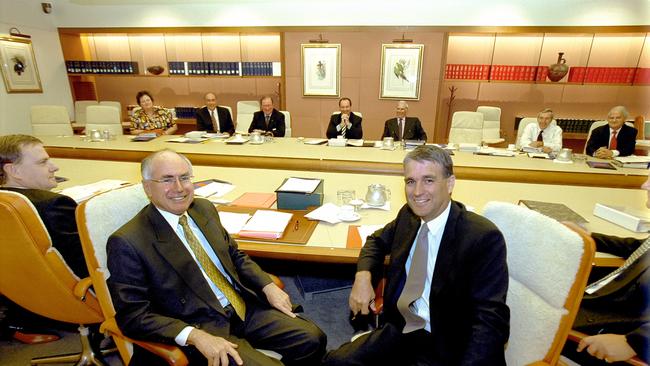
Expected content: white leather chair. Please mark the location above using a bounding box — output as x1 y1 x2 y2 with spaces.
74 101 99 126
99 101 122 122
482 201 595 366
281 110 292 137
584 120 635 154
30 105 74 136
516 117 539 148
236 100 260 133
477 106 505 144
447 111 483 145
86 105 124 136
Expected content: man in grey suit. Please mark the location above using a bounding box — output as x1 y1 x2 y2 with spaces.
107 149 325 366
381 101 427 142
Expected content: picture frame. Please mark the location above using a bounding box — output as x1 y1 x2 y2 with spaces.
379 44 424 100
0 36 42 93
301 43 340 97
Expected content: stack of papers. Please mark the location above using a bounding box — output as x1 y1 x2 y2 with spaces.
166 137 207 144
528 152 550 159
60 179 130 202
303 138 328 145
217 212 252 234
458 143 480 152
305 203 344 224
194 181 235 198
239 210 293 239
277 178 321 193
612 156 650 169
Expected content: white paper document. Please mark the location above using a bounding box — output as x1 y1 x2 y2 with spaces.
277 178 321 193
241 210 293 234
305 203 343 224
217 212 252 235
60 179 130 203
194 182 235 198
304 138 328 145
357 225 384 246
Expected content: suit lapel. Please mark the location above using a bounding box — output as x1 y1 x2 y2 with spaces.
430 202 462 296
147 204 227 315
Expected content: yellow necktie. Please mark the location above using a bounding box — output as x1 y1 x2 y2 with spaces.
179 215 246 320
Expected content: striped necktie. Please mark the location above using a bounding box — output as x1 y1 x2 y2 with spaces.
397 223 429 333
179 215 246 319
341 120 347 138
586 236 650 294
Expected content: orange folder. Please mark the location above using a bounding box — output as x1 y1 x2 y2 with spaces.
231 192 277 208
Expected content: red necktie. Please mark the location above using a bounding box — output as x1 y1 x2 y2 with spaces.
610 130 617 150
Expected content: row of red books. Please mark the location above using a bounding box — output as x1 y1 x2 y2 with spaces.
446 64 650 84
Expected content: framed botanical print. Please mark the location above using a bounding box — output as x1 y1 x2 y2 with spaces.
0 37 42 93
380 44 424 100
301 43 340 97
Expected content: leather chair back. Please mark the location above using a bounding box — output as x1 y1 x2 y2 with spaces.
30 105 74 136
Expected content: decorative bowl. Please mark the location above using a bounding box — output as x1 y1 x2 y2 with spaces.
147 65 165 75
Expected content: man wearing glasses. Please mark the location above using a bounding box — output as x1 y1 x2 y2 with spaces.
107 149 325 366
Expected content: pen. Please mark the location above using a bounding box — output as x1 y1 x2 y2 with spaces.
294 220 300 231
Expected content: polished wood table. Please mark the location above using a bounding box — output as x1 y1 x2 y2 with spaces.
53 158 648 264
42 135 647 189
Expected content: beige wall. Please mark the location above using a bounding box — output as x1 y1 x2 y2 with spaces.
284 31 445 140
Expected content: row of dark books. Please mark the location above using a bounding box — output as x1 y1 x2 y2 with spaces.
555 119 597 134
174 107 198 119
241 62 274 76
446 63 650 84
66 61 138 74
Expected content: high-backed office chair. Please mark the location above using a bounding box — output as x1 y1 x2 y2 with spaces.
477 106 505 144
77 184 282 365
85 105 124 136
98 101 122 122
515 117 539 148
447 111 484 145
236 100 260 133
74 101 99 126
584 121 635 154
0 190 106 365
76 184 188 366
281 110 292 137
30 105 74 136
482 201 595 365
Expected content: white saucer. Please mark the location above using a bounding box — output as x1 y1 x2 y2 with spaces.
249 140 264 145
337 212 361 222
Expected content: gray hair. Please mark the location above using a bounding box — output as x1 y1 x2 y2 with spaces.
403 145 454 178
141 149 193 180
537 108 554 119
609 106 629 119
397 100 409 109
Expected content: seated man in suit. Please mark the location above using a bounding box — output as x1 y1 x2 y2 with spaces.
564 171 649 365
326 97 363 139
381 101 427 142
519 108 563 153
323 145 510 365
107 149 325 365
195 92 235 135
0 134 88 342
248 96 285 137
586 105 638 158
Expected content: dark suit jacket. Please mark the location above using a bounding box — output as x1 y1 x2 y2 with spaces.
575 233 649 362
195 106 235 135
248 109 285 137
382 117 427 141
326 112 363 139
107 199 273 347
359 201 510 365
585 124 637 157
1 187 88 278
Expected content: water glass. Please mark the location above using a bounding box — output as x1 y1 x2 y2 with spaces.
337 190 355 206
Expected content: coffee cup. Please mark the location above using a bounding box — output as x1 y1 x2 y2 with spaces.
89 129 102 141
507 144 516 151
382 137 394 149
557 148 573 162
250 131 263 143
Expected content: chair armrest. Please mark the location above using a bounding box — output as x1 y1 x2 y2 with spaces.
101 318 189 366
73 277 94 301
567 330 648 366
269 273 284 290
373 278 385 315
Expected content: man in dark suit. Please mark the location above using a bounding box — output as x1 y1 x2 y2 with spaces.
326 97 363 139
195 92 235 135
107 150 325 365
586 105 638 158
323 145 510 366
248 96 285 137
0 134 88 343
381 100 427 141
564 172 649 365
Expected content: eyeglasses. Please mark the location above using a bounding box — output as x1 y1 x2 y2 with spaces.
148 175 194 186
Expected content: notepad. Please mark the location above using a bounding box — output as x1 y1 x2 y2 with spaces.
231 192 277 208
238 210 293 239
60 179 130 202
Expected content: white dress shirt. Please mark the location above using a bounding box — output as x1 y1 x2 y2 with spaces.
156 207 234 346
519 122 563 152
403 201 451 332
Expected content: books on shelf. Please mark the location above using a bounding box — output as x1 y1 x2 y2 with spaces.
593 203 650 233
519 200 588 225
65 60 138 74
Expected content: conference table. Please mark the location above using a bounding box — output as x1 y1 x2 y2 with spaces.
41 135 647 189
53 158 647 265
